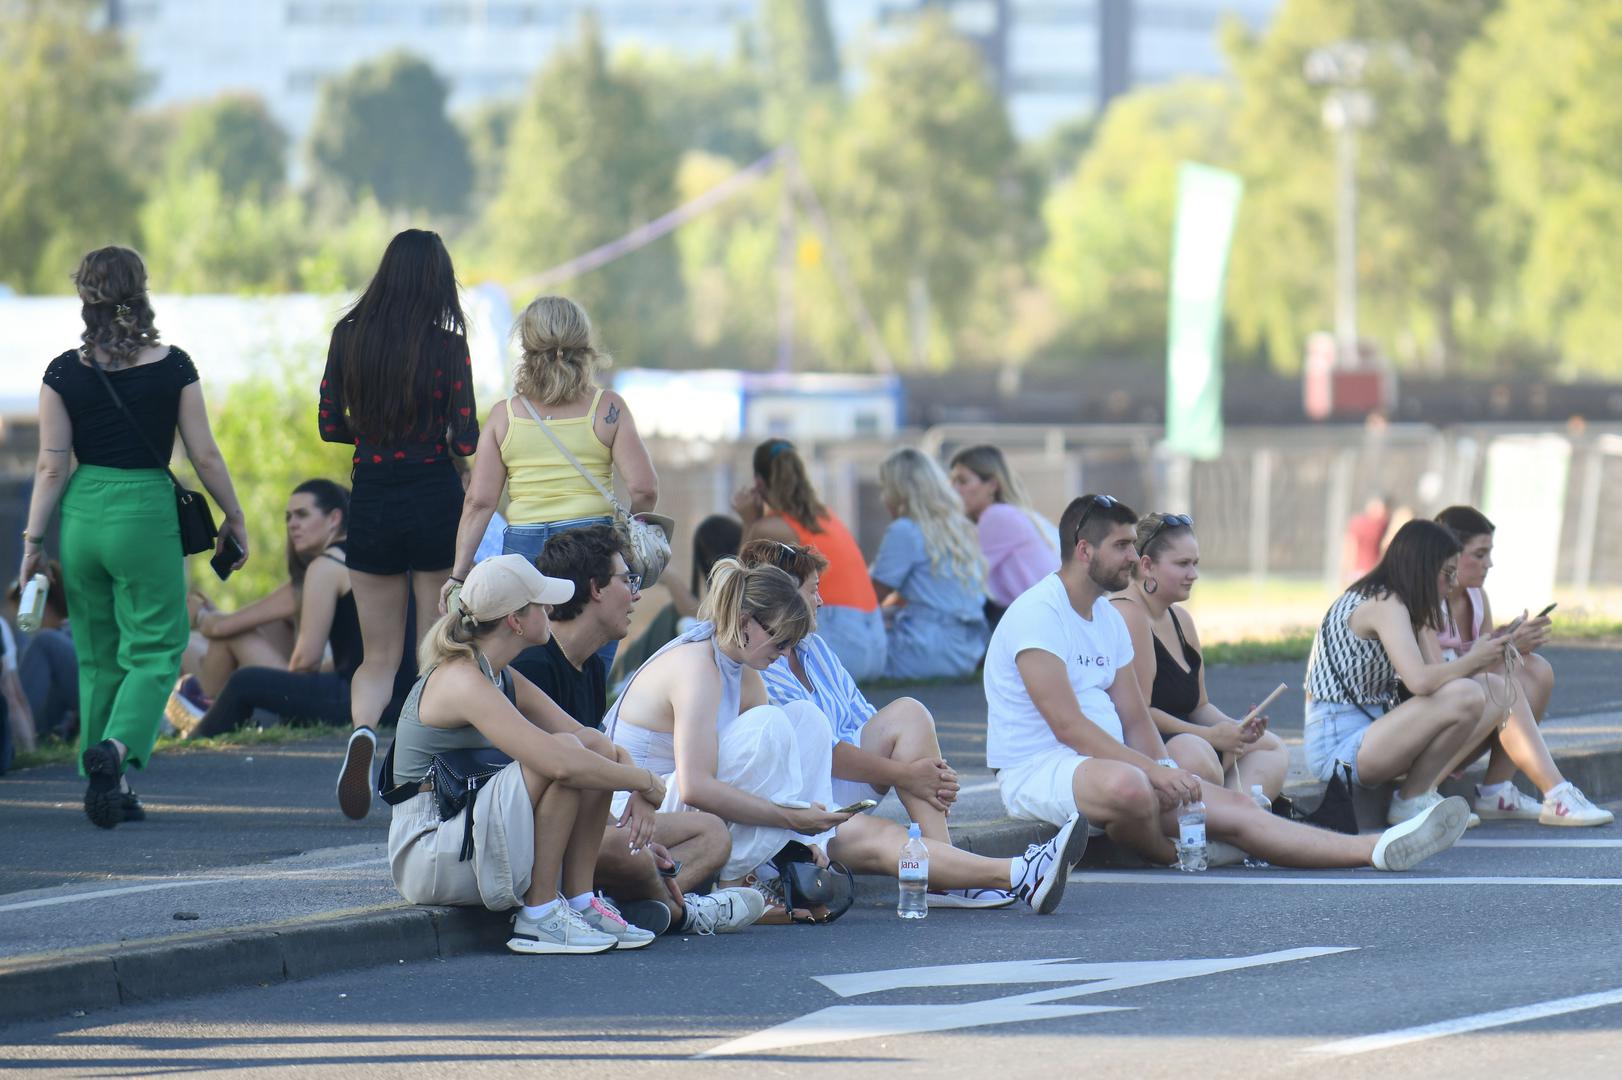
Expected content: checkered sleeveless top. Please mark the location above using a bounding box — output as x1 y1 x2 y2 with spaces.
1305 590 1400 707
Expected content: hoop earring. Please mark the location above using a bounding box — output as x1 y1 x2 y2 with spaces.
1143 578 1158 595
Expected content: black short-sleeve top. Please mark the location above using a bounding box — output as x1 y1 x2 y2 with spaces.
41 347 199 469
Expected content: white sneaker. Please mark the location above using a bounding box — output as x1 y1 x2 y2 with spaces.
1474 784 1543 821
1012 813 1089 915
1389 789 1480 829
578 897 657 950
336 726 377 821
507 903 617 955
1372 795 1470 871
681 887 767 934
1539 783 1615 827
927 888 1018 910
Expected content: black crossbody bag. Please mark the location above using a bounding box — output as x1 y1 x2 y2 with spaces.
87 358 219 556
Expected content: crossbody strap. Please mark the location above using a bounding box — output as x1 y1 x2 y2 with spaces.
86 356 188 496
513 395 626 518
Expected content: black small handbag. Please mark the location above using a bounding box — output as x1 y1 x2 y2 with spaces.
771 841 856 923
88 357 219 556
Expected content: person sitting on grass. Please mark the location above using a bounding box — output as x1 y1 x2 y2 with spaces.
743 538 1013 910
987 494 1473 874
1432 505 1611 826
385 555 669 955
1305 519 1554 829
524 525 767 935
1110 512 1289 800
606 559 1089 921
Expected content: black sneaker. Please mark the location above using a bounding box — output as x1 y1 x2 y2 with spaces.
615 898 675 936
121 791 146 822
82 739 125 830
336 727 377 820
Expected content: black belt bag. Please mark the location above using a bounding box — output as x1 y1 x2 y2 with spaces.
377 741 513 862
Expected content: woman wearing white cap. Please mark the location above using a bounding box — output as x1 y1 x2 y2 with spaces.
385 554 670 955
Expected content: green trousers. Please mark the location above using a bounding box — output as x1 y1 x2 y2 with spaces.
60 466 189 773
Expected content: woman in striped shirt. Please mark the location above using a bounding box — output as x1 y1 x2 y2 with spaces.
744 539 1014 910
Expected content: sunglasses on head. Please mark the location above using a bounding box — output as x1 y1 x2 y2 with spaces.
1138 513 1194 555
1071 494 1120 550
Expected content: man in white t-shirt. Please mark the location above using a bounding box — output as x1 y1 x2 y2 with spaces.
984 494 1473 873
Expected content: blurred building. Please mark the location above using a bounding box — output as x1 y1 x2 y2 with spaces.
107 0 1277 142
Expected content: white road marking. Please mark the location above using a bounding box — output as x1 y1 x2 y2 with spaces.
1071 872 1622 886
0 857 387 914
1306 987 1622 1057
701 947 1355 1057
1453 838 1622 848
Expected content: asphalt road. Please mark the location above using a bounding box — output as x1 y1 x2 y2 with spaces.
6 807 1621 1078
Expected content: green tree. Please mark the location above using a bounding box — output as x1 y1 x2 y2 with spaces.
460 98 517 215
758 0 842 142
1040 81 1238 359
819 13 1029 368
307 51 472 215
1221 0 1500 373
167 94 288 198
482 16 683 363
620 48 767 164
1451 0 1622 372
138 170 307 293
0 0 143 292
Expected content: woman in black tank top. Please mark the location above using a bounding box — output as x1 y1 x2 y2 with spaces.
1109 513 1291 800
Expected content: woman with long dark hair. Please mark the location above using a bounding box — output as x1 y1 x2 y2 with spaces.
319 229 478 819
948 444 1058 624
1304 520 1543 826
1433 506 1610 826
733 439 884 680
20 246 247 828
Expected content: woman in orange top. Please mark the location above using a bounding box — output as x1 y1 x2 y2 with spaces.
732 439 885 681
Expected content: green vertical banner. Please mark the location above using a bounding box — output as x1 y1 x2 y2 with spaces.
1166 162 1243 460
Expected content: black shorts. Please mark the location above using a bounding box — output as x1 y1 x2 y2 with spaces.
346 460 463 576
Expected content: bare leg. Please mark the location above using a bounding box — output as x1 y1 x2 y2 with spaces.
1167 732 1222 786
1198 785 1376 867
198 627 289 698
1356 678 1490 797
596 811 731 920
410 570 450 652
1069 758 1177 865
1484 652 1557 788
347 570 409 731
1231 731 1290 799
522 764 580 907
856 697 951 841
561 788 610 898
828 814 1014 890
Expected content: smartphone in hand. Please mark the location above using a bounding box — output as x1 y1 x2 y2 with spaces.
834 798 879 815
1536 602 1558 619
210 534 244 581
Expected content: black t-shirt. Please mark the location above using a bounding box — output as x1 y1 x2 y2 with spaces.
511 636 607 730
42 347 200 469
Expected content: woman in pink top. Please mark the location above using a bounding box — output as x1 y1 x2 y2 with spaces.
1432 505 1609 826
947 445 1058 625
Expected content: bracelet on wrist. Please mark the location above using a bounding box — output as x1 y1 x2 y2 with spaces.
22 531 43 545
1155 758 1177 769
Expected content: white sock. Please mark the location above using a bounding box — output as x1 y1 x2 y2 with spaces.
1008 855 1026 889
522 899 560 921
1545 781 1572 799
1477 781 1514 799
566 892 595 912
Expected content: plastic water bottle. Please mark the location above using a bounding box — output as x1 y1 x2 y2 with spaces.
897 822 929 919
17 573 48 633
1176 799 1208 872
1243 785 1271 868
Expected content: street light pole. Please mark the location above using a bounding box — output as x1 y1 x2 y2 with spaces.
1306 44 1374 366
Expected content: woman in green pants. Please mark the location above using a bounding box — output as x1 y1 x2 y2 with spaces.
18 247 248 828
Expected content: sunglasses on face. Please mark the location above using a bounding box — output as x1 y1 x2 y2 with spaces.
1138 513 1194 555
610 570 643 591
1072 494 1120 550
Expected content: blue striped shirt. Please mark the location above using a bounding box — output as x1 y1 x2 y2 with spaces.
761 633 876 747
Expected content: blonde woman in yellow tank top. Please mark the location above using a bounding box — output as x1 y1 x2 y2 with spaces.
442 297 658 655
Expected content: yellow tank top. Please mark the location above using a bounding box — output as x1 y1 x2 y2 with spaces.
501 390 615 524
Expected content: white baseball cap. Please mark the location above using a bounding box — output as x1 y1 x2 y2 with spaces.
454 554 573 622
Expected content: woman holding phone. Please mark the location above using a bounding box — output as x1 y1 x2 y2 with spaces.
1111 513 1290 799
1433 506 1611 826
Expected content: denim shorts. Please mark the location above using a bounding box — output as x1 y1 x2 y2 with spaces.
347 460 463 576
1303 698 1387 784
501 516 614 562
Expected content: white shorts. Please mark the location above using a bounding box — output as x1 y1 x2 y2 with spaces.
996 747 1104 835
388 760 535 911
830 776 884 812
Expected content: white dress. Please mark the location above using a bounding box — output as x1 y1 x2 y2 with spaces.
606 621 836 880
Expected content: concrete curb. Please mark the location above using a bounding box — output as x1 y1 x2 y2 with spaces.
4 740 1618 1028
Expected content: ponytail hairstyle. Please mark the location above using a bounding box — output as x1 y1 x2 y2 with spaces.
513 294 610 406
738 538 828 586
752 439 828 534
878 448 987 592
948 443 1055 550
73 246 161 369
1350 519 1461 635
286 479 351 589
698 558 814 652
417 596 532 672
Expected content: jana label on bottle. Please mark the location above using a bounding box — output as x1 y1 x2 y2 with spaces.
898 858 927 878
1179 822 1206 847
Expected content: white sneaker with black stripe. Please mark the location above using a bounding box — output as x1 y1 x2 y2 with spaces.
1011 813 1089 915
927 888 1018 910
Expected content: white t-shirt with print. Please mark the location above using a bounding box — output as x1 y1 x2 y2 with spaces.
983 574 1134 770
